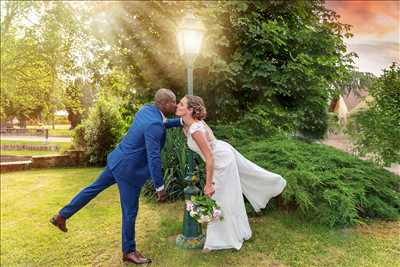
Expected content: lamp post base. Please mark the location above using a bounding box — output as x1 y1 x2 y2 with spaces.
176 233 205 249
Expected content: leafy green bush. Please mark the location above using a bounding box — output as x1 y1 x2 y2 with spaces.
297 96 329 139
236 136 400 227
346 63 400 166
72 96 125 166
72 124 86 150
240 105 298 137
211 122 261 146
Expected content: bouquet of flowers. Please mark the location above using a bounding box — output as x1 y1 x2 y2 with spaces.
186 195 223 224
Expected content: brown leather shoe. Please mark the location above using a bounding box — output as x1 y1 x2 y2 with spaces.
50 214 68 232
123 251 152 265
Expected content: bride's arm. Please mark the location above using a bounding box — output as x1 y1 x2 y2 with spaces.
191 131 215 197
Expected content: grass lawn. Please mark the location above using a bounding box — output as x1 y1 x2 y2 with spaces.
47 128 71 137
27 124 70 129
27 124 72 137
1 168 399 266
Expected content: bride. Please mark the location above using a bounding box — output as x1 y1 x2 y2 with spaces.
175 95 287 252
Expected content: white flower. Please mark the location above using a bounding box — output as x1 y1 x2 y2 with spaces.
190 211 197 217
199 215 211 223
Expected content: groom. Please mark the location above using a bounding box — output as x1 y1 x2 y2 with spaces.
50 88 182 264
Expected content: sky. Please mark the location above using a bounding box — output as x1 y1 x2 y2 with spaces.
325 0 399 76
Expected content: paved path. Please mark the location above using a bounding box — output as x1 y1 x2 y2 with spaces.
322 133 399 176
0 135 71 143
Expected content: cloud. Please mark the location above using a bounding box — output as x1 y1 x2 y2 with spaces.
326 1 399 36
348 42 400 74
325 0 399 75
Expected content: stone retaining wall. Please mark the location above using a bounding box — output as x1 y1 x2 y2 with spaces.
1 155 32 162
0 150 84 173
31 150 83 168
0 161 32 172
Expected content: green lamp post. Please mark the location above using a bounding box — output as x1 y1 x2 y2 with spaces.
175 10 206 249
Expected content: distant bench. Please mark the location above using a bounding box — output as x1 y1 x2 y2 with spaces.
1 144 60 151
1 128 50 143
1 128 49 137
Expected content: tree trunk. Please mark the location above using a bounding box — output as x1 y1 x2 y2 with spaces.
67 109 81 130
18 117 27 128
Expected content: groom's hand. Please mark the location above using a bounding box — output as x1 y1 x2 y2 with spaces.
157 189 167 203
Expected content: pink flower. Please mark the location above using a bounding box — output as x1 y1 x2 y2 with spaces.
186 201 194 211
213 209 222 218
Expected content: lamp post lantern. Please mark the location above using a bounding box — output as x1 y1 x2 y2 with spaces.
175 10 206 249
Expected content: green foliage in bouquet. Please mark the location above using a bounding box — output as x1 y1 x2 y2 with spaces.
187 195 223 224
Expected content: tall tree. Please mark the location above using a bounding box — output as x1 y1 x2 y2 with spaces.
347 63 400 165
1 1 89 128
89 1 355 138
1 1 49 127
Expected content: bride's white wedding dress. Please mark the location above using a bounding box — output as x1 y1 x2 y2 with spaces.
187 121 287 251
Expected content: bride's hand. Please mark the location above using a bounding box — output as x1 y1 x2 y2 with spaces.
204 183 215 197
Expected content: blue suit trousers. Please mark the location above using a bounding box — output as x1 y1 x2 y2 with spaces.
59 167 141 253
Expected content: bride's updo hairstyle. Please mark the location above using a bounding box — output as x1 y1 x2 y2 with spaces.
185 95 207 120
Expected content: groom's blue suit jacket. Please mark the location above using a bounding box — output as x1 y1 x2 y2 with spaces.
107 104 181 188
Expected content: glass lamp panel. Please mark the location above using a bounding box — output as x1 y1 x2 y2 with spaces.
182 29 203 55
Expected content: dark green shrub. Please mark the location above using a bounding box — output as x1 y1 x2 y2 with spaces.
72 96 125 166
297 96 329 139
211 122 260 146
238 136 400 227
142 121 399 227
241 105 298 137
72 124 86 150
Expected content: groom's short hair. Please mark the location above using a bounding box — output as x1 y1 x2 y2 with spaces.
155 88 176 103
